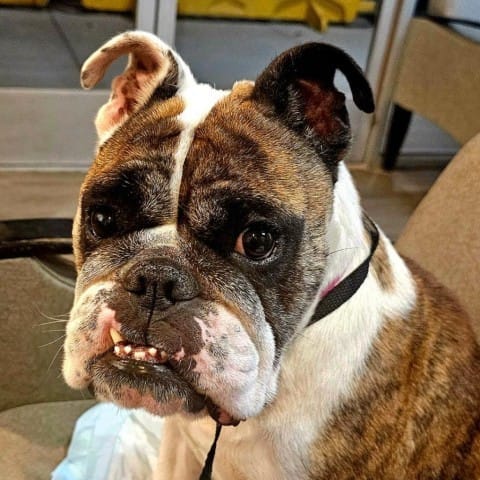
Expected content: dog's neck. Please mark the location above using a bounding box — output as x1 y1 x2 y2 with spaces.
295 162 373 335
321 163 371 297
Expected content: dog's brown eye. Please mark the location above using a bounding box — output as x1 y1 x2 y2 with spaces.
235 225 276 260
89 207 116 239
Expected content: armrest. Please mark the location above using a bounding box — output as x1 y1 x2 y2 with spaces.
0 218 73 259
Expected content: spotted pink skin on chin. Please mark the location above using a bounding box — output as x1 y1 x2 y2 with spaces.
190 306 260 419
193 311 258 378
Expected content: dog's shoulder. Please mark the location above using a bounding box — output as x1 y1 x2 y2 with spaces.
307 255 480 479
403 256 479 344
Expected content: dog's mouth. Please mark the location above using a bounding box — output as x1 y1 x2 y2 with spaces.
89 328 240 426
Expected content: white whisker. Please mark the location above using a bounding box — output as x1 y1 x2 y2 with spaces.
38 335 66 348
35 319 68 327
46 342 65 373
327 246 361 257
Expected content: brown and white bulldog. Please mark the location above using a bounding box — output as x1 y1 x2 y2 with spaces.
63 31 480 479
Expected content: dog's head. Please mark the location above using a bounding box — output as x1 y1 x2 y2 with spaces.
63 31 374 424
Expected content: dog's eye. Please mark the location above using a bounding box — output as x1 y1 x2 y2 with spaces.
89 207 117 239
235 224 276 260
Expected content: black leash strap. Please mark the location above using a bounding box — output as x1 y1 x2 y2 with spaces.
199 422 222 480
307 220 379 326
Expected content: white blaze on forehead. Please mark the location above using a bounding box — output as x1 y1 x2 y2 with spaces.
140 223 178 247
170 82 229 220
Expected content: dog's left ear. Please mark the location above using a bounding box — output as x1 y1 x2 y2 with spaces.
80 31 194 143
252 43 374 170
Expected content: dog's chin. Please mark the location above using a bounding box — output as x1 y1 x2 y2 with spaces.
88 350 242 425
89 349 205 414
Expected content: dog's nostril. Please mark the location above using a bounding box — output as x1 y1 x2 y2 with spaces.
163 280 175 303
124 273 148 295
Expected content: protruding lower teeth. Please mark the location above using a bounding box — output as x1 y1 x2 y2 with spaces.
112 342 168 364
158 350 169 362
134 350 146 360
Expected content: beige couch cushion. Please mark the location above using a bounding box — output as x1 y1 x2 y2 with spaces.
397 133 480 336
393 18 480 144
0 256 87 412
0 400 95 480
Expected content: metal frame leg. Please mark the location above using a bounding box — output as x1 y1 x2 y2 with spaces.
383 104 412 170
136 0 178 47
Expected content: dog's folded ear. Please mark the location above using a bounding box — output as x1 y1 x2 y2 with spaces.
80 31 194 142
252 43 374 171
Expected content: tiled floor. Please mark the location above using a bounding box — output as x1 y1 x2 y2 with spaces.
0 167 441 241
0 6 132 89
0 5 373 90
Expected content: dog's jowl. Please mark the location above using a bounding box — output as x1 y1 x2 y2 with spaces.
63 31 480 479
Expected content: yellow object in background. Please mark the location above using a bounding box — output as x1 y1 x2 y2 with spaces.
81 0 135 11
179 0 308 22
178 0 377 30
0 0 376 31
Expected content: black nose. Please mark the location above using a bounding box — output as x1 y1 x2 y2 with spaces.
121 258 199 310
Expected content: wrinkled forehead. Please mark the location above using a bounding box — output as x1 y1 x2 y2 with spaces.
81 81 308 218
82 77 226 199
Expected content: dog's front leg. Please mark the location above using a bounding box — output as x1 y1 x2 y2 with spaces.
154 417 213 480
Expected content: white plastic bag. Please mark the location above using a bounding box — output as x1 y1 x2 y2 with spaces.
52 403 163 480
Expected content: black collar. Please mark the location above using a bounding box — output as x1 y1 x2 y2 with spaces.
199 219 380 480
307 218 379 326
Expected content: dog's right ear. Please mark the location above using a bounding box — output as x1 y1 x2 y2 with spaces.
252 43 374 176
81 31 195 142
